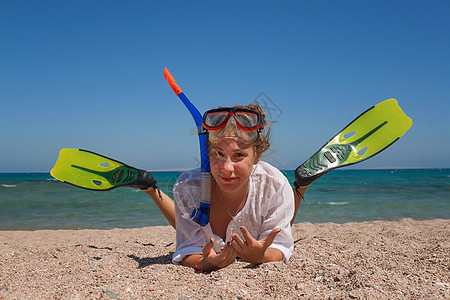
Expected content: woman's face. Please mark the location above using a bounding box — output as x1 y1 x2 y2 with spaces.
209 139 259 195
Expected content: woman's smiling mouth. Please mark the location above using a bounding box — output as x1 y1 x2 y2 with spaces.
219 176 238 183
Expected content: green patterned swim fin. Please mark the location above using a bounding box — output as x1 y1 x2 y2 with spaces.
51 148 156 191
294 98 413 188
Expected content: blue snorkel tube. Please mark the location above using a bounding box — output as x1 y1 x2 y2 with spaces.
164 67 211 226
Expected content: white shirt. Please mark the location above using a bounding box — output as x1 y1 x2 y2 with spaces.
172 161 294 264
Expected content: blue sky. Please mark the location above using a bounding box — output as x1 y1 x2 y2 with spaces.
1 0 449 172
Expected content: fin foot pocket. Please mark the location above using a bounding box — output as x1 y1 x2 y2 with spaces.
125 169 157 190
111 166 139 185
294 144 353 188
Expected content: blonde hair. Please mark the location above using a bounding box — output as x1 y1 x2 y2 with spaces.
235 101 271 157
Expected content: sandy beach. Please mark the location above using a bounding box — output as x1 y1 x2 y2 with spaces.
0 219 448 299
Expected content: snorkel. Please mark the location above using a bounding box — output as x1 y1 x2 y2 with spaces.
163 68 211 226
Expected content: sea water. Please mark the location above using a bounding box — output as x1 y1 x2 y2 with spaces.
0 169 449 230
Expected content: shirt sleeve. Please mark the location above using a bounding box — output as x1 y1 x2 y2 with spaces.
259 176 295 262
172 203 206 264
171 170 207 264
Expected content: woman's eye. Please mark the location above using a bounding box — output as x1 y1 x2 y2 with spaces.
234 153 246 159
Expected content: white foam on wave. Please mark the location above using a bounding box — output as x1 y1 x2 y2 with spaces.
328 201 349 206
1 184 16 188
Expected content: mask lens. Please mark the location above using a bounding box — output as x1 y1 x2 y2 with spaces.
235 111 260 129
208 117 259 144
204 112 229 128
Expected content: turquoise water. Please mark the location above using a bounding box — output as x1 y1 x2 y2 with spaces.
0 169 449 230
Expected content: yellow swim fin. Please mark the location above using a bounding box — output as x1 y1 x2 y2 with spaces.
295 98 413 187
51 148 156 191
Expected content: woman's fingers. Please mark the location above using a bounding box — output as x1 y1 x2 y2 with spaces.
239 226 255 245
230 236 243 252
217 242 237 266
200 238 237 270
262 228 281 249
229 227 282 265
202 237 215 256
231 232 245 247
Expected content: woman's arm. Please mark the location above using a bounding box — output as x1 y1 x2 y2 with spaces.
291 184 309 226
262 248 284 263
143 188 176 229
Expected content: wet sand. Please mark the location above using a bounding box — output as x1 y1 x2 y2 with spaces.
0 219 448 299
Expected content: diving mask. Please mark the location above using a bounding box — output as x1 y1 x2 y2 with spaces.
202 107 264 143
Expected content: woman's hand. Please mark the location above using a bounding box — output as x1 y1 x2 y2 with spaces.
195 238 237 271
230 226 283 265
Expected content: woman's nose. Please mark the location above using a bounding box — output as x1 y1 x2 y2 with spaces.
222 158 234 172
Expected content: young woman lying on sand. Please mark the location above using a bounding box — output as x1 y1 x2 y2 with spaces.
142 103 308 271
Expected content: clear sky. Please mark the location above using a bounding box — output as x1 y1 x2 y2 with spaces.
1 0 449 172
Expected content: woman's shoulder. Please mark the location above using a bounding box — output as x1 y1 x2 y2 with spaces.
253 161 285 176
250 161 293 207
174 168 202 188
252 161 289 185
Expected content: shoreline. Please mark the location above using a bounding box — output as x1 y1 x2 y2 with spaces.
0 217 444 232
1 167 449 174
1 219 448 299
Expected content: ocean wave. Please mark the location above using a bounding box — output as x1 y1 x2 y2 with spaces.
328 202 349 206
1 184 16 188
